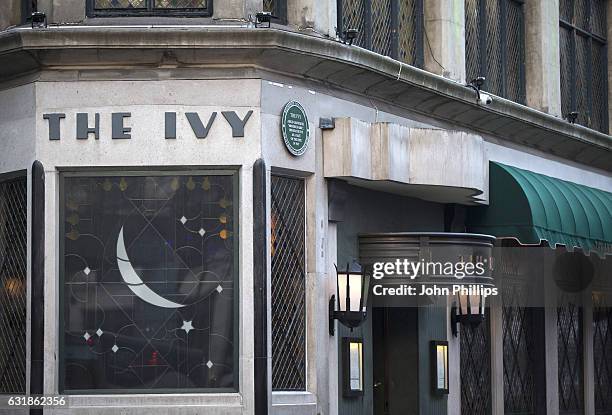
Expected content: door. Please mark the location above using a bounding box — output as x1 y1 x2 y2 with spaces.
373 307 419 415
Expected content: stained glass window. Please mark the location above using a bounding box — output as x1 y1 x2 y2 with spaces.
89 0 211 16
60 171 237 392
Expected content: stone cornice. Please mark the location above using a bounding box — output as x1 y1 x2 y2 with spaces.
0 26 610 171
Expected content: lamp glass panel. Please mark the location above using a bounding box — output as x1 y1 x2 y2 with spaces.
458 294 468 315
469 294 480 315
436 344 448 389
348 274 362 312
337 272 348 312
349 341 363 391
361 275 370 312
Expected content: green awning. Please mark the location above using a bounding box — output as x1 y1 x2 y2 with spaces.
468 162 612 256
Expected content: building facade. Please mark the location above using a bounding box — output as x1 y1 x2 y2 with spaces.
0 1 611 414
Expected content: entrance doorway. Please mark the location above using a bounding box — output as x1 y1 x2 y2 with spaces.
372 307 419 415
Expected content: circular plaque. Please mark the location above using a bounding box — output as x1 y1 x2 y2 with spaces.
281 101 310 156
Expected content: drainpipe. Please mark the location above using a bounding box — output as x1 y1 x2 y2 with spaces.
30 160 44 415
253 159 269 414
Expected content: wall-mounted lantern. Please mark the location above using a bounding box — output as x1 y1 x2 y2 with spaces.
431 340 449 394
329 262 370 336
342 337 364 397
451 293 485 336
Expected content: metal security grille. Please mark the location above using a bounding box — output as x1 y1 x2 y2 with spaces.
338 0 424 67
593 296 612 415
460 312 492 415
271 176 306 391
0 176 27 394
502 284 536 414
559 0 608 133
88 0 211 16
464 0 526 103
263 0 287 23
558 301 584 414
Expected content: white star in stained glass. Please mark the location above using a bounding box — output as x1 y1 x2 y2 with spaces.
83 332 91 341
216 285 223 293
112 344 118 353
96 328 103 337
84 267 91 275
206 360 213 368
199 228 206 237
181 320 194 334
180 216 187 224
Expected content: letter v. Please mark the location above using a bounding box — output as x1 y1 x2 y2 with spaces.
186 112 217 139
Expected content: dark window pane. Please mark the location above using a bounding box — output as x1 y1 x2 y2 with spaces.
94 0 146 8
593 296 612 414
271 176 306 391
506 0 525 102
557 300 584 414
341 0 367 48
485 0 503 97
502 285 536 414
460 310 492 415
339 0 422 67
559 0 608 133
575 33 591 127
591 40 608 133
592 0 608 39
61 173 237 392
370 0 393 56
0 176 27 394
465 0 525 103
465 0 482 83
559 26 573 117
398 0 418 65
559 0 573 22
574 0 589 29
154 0 207 8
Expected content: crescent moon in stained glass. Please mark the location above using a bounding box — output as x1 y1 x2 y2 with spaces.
116 226 186 309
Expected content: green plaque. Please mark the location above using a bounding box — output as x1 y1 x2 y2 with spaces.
281 101 310 156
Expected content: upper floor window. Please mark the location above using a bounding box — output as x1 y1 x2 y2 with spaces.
87 0 212 17
337 0 424 67
465 0 526 104
263 0 287 24
559 0 608 133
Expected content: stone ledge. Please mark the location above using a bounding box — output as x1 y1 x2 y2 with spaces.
0 26 609 171
323 118 486 204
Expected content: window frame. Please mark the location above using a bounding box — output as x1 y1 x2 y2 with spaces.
58 168 239 394
86 0 213 18
0 170 28 395
270 173 307 392
559 0 609 133
336 0 425 68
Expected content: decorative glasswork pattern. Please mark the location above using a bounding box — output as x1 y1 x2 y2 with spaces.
464 0 526 103
593 296 612 414
0 176 27 394
271 176 306 391
558 301 584 413
94 0 146 8
61 173 237 392
154 0 206 8
338 0 423 67
460 312 492 415
559 0 608 133
503 284 536 414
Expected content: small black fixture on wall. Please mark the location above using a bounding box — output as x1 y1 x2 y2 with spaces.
431 340 449 394
450 292 486 337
